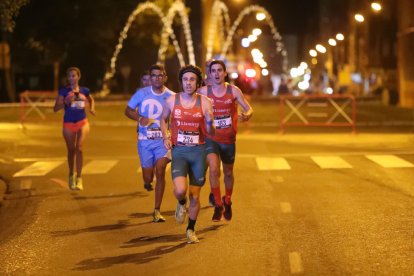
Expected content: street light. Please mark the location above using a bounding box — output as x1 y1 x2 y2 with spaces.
309 49 317 57
328 38 337 46
371 2 382 12
316 44 327 53
354 13 365 23
252 28 262 36
256 12 266 21
336 33 345 41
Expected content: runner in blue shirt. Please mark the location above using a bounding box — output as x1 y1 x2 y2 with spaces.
53 67 95 191
125 64 175 222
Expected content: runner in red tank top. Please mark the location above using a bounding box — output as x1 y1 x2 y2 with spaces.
199 60 253 222
160 65 215 244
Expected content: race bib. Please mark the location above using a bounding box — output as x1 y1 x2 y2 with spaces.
71 100 85 109
214 115 232 129
147 127 163 140
177 130 199 145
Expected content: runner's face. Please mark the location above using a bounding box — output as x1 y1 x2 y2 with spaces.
210 64 226 84
150 69 166 89
181 72 198 94
141 75 151 87
67 70 79 87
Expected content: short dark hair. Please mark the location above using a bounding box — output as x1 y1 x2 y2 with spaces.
178 65 203 88
149 64 166 75
209 60 226 73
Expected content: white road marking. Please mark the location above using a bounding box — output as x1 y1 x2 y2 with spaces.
311 156 353 169
82 160 118 174
289 252 304 274
13 161 64 177
256 157 291 170
366 155 414 168
280 202 292 213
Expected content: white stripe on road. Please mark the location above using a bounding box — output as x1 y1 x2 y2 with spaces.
256 157 291 170
366 155 414 168
13 161 64 177
280 202 292 213
289 252 304 274
311 156 353 169
82 160 118 174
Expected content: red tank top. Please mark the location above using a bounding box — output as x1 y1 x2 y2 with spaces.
206 83 238 144
171 93 205 146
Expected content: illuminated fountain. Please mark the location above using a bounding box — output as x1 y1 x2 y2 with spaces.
101 0 288 95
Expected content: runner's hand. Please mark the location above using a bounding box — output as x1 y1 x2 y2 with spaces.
139 117 155 126
163 138 172 150
238 112 252 122
90 109 96 116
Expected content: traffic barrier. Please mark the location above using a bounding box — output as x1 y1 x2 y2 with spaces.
19 90 58 123
279 94 356 133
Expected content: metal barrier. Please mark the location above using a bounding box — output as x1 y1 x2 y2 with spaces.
279 94 356 133
20 90 57 123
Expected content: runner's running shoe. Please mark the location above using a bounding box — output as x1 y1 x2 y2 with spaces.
222 196 232 221
153 209 166 223
186 229 199 244
75 177 83 191
175 202 187 224
144 183 154 191
68 175 75 190
212 205 223 222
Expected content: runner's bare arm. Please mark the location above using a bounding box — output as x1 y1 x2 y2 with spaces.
53 95 65 112
233 85 253 121
124 106 139 121
202 96 215 136
161 96 174 149
87 94 95 115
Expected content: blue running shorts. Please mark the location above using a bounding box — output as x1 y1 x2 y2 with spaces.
138 139 171 168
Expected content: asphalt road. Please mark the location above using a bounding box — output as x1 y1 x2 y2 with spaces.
0 100 413 275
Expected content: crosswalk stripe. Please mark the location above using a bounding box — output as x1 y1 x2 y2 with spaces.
82 160 118 174
311 156 353 169
256 157 291 170
366 155 414 168
13 161 64 177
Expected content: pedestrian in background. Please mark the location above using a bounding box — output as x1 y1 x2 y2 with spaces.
53 67 95 191
140 70 151 88
160 65 215 243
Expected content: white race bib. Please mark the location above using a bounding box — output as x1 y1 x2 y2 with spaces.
177 130 199 145
147 127 163 140
71 100 85 109
214 115 232 129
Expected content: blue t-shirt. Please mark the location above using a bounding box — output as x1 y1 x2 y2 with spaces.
127 86 175 140
59 86 90 123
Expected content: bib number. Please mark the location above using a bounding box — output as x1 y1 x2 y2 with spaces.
214 115 232 129
177 130 199 145
71 100 85 109
147 127 163 140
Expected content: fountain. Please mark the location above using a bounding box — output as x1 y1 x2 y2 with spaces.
101 0 288 95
